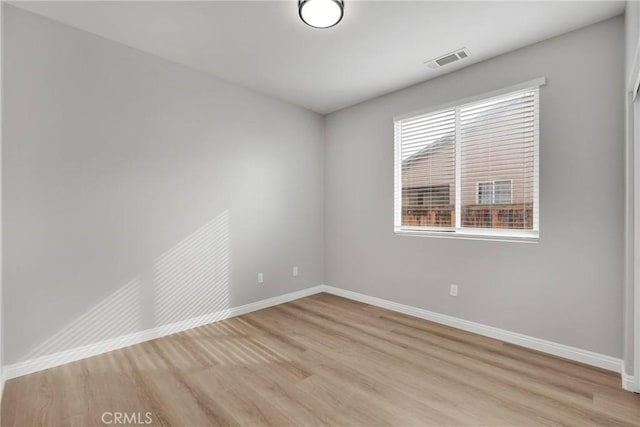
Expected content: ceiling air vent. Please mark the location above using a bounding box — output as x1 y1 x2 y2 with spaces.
426 48 470 69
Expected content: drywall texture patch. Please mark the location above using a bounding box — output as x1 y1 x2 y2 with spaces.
324 17 624 358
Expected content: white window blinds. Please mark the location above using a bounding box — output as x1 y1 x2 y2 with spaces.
398 109 456 229
394 80 542 240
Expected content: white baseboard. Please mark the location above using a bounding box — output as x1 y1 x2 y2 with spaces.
4 284 625 382
321 285 623 373
3 285 325 380
622 372 639 392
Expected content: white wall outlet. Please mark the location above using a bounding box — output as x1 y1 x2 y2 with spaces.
258 273 264 284
450 284 458 297
292 266 299 277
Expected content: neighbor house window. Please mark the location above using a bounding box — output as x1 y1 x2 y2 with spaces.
477 182 494 205
477 180 512 205
394 79 543 240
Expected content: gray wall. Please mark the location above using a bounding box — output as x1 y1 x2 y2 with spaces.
325 17 625 358
0 0 4 388
3 6 324 364
624 0 639 377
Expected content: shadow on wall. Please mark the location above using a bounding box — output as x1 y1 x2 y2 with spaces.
154 210 232 328
21 277 142 363
20 210 232 362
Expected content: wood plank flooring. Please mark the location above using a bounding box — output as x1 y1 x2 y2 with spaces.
2 293 639 426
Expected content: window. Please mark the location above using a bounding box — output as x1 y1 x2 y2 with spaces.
477 180 512 205
493 180 512 205
394 79 542 240
477 182 494 205
404 185 452 226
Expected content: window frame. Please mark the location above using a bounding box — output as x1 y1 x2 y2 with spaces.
394 78 545 243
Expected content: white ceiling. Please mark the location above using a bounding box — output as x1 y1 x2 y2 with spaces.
11 1 625 114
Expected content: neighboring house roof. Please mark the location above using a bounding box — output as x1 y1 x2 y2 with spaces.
402 132 454 168
402 96 526 168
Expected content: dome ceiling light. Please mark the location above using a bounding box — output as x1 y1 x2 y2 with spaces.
298 0 344 29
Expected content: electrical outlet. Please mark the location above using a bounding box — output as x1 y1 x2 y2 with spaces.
258 273 264 284
292 266 299 277
450 284 458 297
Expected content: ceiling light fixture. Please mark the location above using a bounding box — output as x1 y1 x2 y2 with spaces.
299 0 344 29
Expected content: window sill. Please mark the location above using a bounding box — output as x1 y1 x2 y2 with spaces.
394 229 539 243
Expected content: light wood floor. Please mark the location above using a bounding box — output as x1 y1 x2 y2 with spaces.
2 293 639 426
